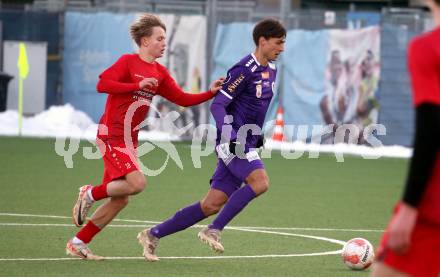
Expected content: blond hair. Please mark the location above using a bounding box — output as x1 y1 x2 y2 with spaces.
130 13 166 46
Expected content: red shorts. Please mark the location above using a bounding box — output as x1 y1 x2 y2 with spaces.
97 140 140 185
376 206 440 277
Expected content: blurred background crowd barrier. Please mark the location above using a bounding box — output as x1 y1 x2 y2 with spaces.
0 0 433 146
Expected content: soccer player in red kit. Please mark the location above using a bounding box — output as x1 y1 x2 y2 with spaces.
65 13 224 260
371 1 440 276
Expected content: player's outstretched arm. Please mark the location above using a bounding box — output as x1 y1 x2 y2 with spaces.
158 74 223 107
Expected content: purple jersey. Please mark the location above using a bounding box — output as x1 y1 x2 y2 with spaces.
211 53 277 150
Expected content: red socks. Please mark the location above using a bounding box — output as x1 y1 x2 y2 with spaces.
76 221 101 244
91 183 108 201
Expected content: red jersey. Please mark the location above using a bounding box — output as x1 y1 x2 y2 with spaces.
408 27 440 107
96 54 213 145
408 28 440 224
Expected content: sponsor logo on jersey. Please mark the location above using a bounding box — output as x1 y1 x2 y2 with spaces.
227 73 245 93
261 71 270 79
256 84 262 98
135 90 155 98
133 90 154 104
251 65 258 72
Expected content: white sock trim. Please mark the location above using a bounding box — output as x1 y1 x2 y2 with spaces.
72 237 85 245
87 187 95 202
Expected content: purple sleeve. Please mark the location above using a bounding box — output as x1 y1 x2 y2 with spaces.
210 65 248 141
211 94 237 140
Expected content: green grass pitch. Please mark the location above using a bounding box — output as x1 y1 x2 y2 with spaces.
0 137 407 276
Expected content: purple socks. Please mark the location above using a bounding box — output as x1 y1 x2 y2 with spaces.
150 184 257 238
150 202 206 238
210 184 256 231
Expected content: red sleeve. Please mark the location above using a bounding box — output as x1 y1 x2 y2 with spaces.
96 55 140 94
157 68 214 107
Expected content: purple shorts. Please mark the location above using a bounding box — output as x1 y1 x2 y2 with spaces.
210 154 264 197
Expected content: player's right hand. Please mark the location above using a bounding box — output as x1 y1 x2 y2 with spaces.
139 77 158 89
386 202 418 254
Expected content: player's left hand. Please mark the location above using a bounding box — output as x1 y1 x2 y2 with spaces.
209 77 225 94
386 202 418 254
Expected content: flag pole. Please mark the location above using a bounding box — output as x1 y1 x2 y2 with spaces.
17 42 29 136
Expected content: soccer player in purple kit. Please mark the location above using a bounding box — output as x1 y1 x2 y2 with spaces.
137 18 286 262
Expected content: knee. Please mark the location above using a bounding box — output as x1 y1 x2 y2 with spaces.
128 175 146 195
248 175 269 196
111 196 130 209
200 200 223 216
257 176 270 195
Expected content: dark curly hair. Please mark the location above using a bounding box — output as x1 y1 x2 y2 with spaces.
252 18 286 46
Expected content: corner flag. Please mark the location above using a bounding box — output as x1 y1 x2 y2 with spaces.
17 42 29 135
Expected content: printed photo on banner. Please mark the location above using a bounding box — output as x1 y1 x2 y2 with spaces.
320 26 380 144
147 14 208 138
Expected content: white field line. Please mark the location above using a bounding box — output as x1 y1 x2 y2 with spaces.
0 212 383 232
0 223 346 245
0 250 343 261
228 227 346 246
0 224 343 261
0 213 353 261
0 213 160 224
0 223 152 228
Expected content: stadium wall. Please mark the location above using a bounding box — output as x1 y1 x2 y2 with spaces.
0 7 429 146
